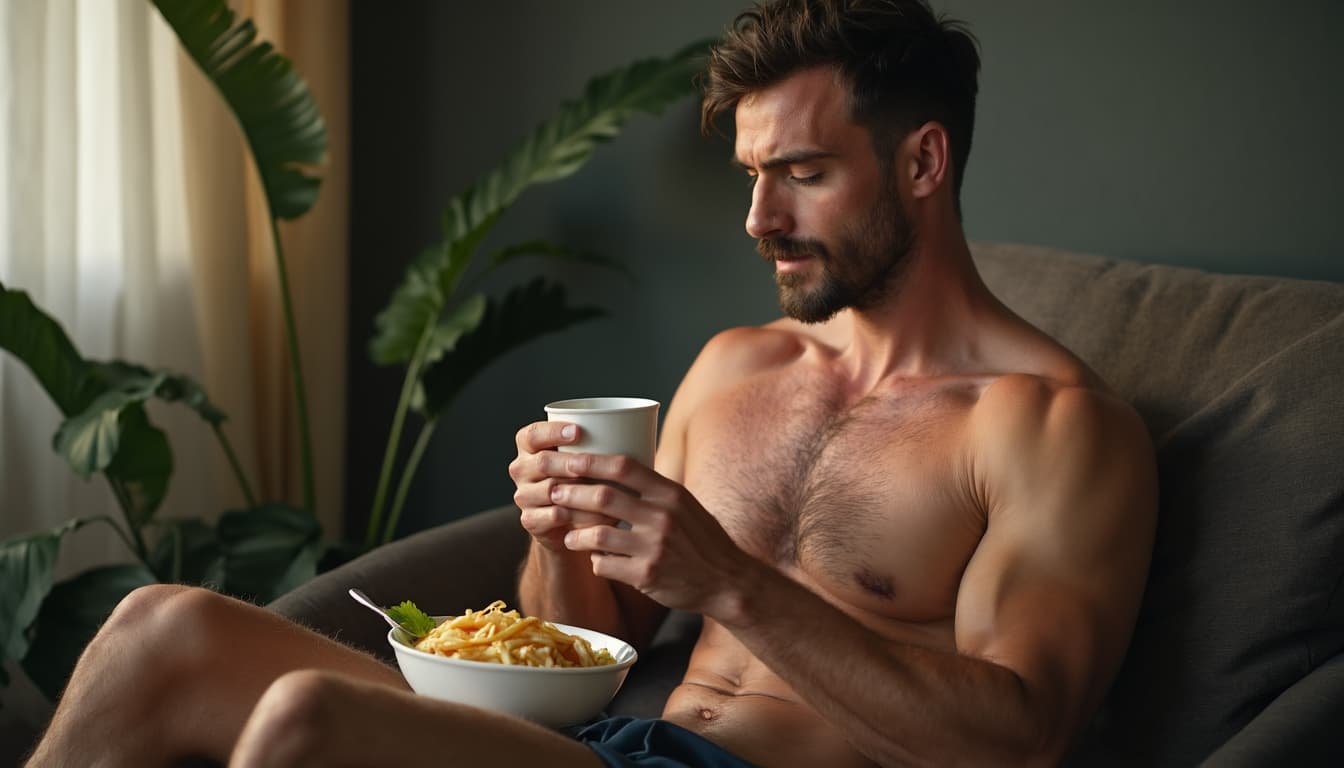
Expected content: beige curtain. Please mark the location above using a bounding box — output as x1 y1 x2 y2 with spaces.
1 0 349 728
1 0 205 572
180 0 350 537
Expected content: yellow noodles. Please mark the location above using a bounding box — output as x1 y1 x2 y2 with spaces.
414 600 617 668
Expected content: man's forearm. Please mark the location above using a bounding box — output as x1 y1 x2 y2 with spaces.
518 542 626 638
713 563 1057 766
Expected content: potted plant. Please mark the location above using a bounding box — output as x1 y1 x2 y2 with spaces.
0 0 709 708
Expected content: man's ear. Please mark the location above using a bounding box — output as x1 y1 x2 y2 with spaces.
904 122 950 201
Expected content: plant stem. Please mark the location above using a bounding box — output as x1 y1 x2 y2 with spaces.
212 423 258 509
382 417 437 545
170 522 183 582
365 323 436 549
268 216 316 514
105 478 149 561
86 514 141 562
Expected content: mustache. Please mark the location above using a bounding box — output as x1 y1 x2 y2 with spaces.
758 237 829 263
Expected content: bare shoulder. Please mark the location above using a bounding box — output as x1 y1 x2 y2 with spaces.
673 320 829 405
969 374 1156 527
655 322 814 480
971 373 1154 480
697 321 817 377
973 370 1139 430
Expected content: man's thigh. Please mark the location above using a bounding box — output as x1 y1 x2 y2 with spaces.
117 585 411 756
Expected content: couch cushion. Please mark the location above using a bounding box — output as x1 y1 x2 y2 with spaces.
973 242 1344 766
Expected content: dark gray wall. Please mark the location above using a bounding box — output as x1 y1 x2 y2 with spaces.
346 1 1343 538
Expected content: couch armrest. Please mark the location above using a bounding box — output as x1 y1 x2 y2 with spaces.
268 505 528 661
1203 652 1344 766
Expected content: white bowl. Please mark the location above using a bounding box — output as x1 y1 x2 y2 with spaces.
388 618 638 728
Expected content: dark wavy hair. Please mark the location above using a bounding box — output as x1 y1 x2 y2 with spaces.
702 0 980 216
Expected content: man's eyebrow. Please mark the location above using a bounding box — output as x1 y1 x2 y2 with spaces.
731 149 836 172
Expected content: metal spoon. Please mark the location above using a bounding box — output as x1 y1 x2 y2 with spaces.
348 588 421 638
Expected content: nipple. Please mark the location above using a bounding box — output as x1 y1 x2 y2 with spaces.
699 707 718 722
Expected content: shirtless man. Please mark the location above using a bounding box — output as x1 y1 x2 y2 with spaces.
26 1 1156 766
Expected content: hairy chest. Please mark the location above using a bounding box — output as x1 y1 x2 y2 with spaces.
683 373 987 619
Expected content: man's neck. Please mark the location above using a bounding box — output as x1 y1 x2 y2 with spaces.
831 230 1002 391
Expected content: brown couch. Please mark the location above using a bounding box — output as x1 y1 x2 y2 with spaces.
272 243 1344 765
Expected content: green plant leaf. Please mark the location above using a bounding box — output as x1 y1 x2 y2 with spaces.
419 278 604 418
146 518 224 586
216 505 322 603
369 246 445 366
441 40 711 244
368 41 706 367
53 377 158 479
385 600 436 639
1 286 193 530
0 520 85 668
369 215 500 366
486 239 634 281
92 362 227 425
316 538 365 574
407 293 491 413
20 563 156 702
0 281 95 416
53 364 223 479
151 0 326 220
94 405 174 531
428 293 489 364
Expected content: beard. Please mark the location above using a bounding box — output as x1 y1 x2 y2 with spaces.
758 188 915 324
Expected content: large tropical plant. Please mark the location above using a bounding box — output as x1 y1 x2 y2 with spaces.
0 0 711 708
0 0 330 703
361 41 712 547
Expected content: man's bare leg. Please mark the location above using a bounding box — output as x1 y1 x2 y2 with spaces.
26 584 410 767
228 669 603 768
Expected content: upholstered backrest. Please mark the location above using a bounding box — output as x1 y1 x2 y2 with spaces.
973 242 1344 766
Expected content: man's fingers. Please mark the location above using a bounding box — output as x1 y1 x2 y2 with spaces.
569 509 620 528
548 480 649 527
513 478 561 509
564 524 636 555
515 421 579 453
518 505 570 535
550 452 658 490
518 503 618 536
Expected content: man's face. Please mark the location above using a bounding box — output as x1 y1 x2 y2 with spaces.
734 67 914 323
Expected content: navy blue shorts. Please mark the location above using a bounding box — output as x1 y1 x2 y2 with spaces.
571 716 758 767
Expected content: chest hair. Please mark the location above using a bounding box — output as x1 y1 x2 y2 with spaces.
701 377 953 573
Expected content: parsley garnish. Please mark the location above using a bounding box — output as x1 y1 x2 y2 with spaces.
385 600 437 639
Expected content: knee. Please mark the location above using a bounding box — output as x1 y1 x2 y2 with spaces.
237 670 345 763
102 583 228 640
102 583 191 631
95 585 234 672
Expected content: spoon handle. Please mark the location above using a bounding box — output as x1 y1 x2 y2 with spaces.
348 588 402 633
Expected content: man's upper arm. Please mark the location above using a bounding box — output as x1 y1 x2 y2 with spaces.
955 376 1157 751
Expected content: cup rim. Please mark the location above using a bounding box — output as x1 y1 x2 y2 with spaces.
544 397 659 414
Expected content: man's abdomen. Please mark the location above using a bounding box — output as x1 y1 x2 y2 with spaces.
662 679 874 768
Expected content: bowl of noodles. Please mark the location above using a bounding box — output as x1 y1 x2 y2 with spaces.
387 601 638 728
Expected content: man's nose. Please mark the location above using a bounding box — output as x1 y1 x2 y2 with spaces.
745 179 791 239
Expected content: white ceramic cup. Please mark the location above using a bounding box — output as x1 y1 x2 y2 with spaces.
543 397 660 466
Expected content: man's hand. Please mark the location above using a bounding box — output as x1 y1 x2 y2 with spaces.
512 423 675 646
508 421 620 552
544 451 755 618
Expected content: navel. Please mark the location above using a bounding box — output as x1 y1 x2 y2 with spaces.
854 567 896 599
